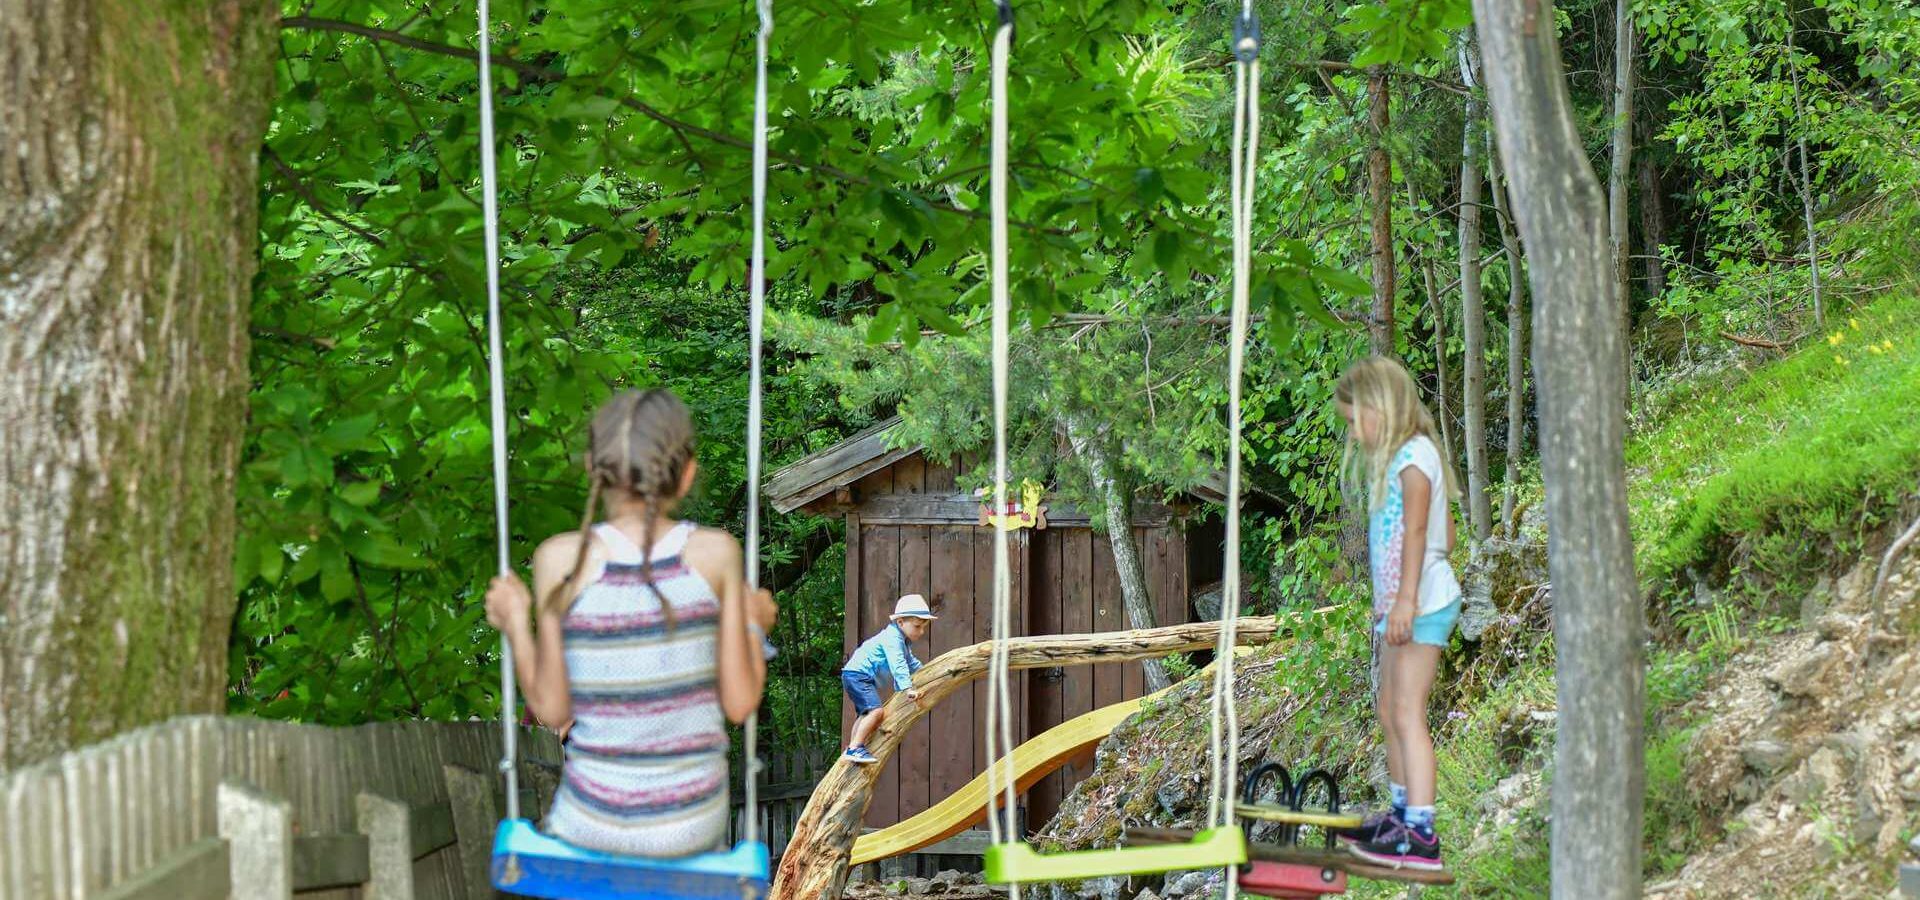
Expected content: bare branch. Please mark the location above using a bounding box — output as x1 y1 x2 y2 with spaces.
263 147 389 247
1283 59 1473 97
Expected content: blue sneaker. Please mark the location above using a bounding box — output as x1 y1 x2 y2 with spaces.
843 745 879 765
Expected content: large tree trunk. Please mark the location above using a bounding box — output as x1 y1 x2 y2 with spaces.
1490 157 1529 531
1457 39 1492 542
772 619 1282 900
1636 150 1666 298
0 0 279 770
1061 411 1170 691
1608 0 1636 394
1473 1 1645 897
1366 67 1397 355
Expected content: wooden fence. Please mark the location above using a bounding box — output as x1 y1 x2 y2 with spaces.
733 746 835 861
0 715 563 900
0 715 973 899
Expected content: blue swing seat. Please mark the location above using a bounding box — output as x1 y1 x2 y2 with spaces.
491 819 771 900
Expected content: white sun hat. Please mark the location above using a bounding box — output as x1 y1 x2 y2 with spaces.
891 594 938 620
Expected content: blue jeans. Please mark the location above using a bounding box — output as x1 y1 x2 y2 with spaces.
1373 600 1462 647
842 671 883 716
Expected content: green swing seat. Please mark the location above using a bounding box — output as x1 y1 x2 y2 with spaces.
983 827 1248 885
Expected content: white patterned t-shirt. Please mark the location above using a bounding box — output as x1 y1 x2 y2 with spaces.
1366 435 1462 617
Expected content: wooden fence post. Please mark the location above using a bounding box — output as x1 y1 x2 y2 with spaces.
218 782 292 899
444 763 497 900
358 792 415 900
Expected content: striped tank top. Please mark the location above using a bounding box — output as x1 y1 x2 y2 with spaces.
543 521 730 857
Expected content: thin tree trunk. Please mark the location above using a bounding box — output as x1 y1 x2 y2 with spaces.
1062 411 1170 691
0 0 280 769
1636 151 1666 297
1423 254 1454 461
772 619 1283 900
1458 38 1492 542
1473 1 1645 896
1490 156 1529 531
1408 181 1455 459
1367 67 1397 355
1609 0 1637 396
1786 19 1824 330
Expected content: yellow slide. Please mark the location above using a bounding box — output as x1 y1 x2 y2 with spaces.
851 650 1254 865
850 669 1217 865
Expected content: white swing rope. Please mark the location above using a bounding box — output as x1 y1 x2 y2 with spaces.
480 0 779 840
477 0 520 823
742 0 774 850
1206 9 1259 898
983 6 1021 891
979 6 1261 889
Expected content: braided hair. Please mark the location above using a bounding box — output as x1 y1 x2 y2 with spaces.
545 389 697 628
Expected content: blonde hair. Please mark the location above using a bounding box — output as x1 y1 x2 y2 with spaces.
546 389 697 622
1334 356 1461 508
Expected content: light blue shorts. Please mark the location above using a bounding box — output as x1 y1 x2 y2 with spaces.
1373 600 1462 647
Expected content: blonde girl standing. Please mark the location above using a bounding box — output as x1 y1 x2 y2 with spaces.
1330 357 1462 872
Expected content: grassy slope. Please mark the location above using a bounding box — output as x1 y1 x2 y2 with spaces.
1371 292 1920 897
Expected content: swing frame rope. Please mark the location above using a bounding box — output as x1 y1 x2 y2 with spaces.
979 3 1263 889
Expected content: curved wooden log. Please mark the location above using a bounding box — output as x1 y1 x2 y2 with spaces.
770 617 1280 900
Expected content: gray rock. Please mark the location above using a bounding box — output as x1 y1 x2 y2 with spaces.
1073 875 1126 900
1765 642 1839 698
1156 779 1195 816
901 877 934 896
1740 738 1795 775
1163 870 1209 897
1910 833 1920 857
1802 576 1834 629
1816 612 1856 643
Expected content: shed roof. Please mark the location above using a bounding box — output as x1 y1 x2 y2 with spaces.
766 417 1280 514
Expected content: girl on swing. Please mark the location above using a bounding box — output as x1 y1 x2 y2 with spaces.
1331 357 1463 872
485 388 779 857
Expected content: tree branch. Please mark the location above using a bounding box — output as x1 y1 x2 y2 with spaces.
263 147 389 247
1284 59 1472 97
284 15 555 80
281 15 1063 235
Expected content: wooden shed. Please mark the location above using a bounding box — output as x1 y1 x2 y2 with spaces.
767 419 1247 832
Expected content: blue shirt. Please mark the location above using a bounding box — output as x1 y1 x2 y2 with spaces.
842 622 922 690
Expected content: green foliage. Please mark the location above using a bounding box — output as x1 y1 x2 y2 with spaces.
1338 0 1473 67
1642 0 1920 337
1628 292 1920 587
236 200 850 734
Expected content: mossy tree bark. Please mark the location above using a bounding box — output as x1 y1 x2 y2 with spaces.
1473 0 1645 895
0 0 280 770
771 619 1281 900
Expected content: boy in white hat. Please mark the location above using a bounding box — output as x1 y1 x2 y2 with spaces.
839 594 937 764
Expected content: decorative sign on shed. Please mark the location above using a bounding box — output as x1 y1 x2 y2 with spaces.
975 479 1049 531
